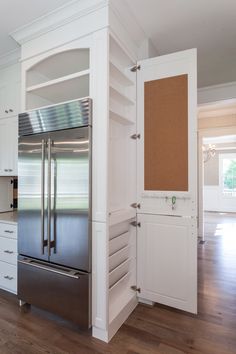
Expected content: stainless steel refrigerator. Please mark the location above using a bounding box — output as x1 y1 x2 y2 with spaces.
18 98 92 328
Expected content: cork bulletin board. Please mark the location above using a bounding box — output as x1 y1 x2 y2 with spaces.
144 74 188 191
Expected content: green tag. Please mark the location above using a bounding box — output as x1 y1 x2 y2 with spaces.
172 196 176 205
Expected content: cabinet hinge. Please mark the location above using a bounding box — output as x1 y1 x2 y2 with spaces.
130 202 141 209
130 64 141 72
131 285 141 293
131 133 141 140
130 221 141 228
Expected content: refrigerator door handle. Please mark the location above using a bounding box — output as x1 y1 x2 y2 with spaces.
18 259 81 279
47 138 52 256
41 139 47 254
52 156 57 254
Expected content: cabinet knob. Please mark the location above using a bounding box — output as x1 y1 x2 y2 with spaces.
4 169 9 172
5 110 8 114
8 169 13 172
9 109 13 113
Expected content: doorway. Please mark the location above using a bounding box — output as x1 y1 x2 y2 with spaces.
198 99 236 240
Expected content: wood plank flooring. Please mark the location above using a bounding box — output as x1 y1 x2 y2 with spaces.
0 212 236 353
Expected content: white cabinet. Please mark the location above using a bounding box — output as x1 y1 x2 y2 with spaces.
0 222 17 294
0 116 18 176
0 63 21 119
0 63 20 176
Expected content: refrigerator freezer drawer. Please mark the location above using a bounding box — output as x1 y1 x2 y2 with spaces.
18 257 91 329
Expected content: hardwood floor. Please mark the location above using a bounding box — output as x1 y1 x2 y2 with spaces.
1 212 236 353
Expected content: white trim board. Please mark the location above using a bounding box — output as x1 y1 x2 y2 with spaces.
10 0 109 45
198 81 236 104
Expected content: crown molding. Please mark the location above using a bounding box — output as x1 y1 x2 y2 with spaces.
10 0 109 46
198 81 236 104
0 48 20 70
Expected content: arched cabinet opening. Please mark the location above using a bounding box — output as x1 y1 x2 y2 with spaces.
25 48 90 110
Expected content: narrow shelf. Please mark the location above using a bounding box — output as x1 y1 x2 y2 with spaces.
26 71 89 107
110 57 134 87
109 208 136 226
27 69 90 93
110 83 135 106
109 109 134 125
109 268 136 324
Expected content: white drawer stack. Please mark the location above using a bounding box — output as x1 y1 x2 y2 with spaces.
0 222 17 294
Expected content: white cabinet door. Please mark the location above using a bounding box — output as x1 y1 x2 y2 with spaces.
137 214 197 313
6 80 21 118
136 49 197 313
0 83 8 118
0 64 21 119
0 117 18 176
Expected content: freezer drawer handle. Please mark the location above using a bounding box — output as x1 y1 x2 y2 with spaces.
4 275 14 280
18 259 81 279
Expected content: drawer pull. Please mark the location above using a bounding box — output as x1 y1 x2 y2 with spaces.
4 275 14 280
4 230 14 234
4 250 14 254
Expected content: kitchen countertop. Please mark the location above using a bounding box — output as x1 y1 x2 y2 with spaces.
0 211 17 224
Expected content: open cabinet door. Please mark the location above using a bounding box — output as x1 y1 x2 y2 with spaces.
136 49 197 313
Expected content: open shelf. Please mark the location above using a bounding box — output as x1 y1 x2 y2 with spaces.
109 270 136 324
110 57 134 87
26 49 90 87
26 72 89 110
110 82 135 106
109 108 134 126
109 209 136 226
27 70 90 93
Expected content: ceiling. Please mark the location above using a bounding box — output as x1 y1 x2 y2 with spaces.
0 0 72 55
1 0 236 88
125 0 236 87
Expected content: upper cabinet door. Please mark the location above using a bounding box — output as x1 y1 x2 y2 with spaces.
137 49 197 217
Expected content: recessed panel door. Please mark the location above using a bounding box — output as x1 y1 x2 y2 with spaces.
136 49 197 313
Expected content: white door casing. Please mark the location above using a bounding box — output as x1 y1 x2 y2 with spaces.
136 49 198 313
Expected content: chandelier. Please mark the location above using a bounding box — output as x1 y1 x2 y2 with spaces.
203 144 216 163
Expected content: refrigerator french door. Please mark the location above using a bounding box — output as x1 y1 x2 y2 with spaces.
18 99 92 328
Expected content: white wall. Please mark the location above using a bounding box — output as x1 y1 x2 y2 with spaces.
204 147 236 212
204 185 236 212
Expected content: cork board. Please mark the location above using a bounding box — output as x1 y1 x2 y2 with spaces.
144 74 188 191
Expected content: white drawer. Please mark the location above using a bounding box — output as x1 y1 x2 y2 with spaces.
0 237 17 265
0 223 17 239
0 261 17 293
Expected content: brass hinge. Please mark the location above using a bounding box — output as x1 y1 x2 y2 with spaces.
130 202 141 209
131 133 141 140
131 285 141 293
130 221 141 228
130 64 141 72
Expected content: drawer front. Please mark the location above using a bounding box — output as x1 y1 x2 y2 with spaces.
18 257 91 328
0 223 17 239
0 261 17 293
0 237 17 264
